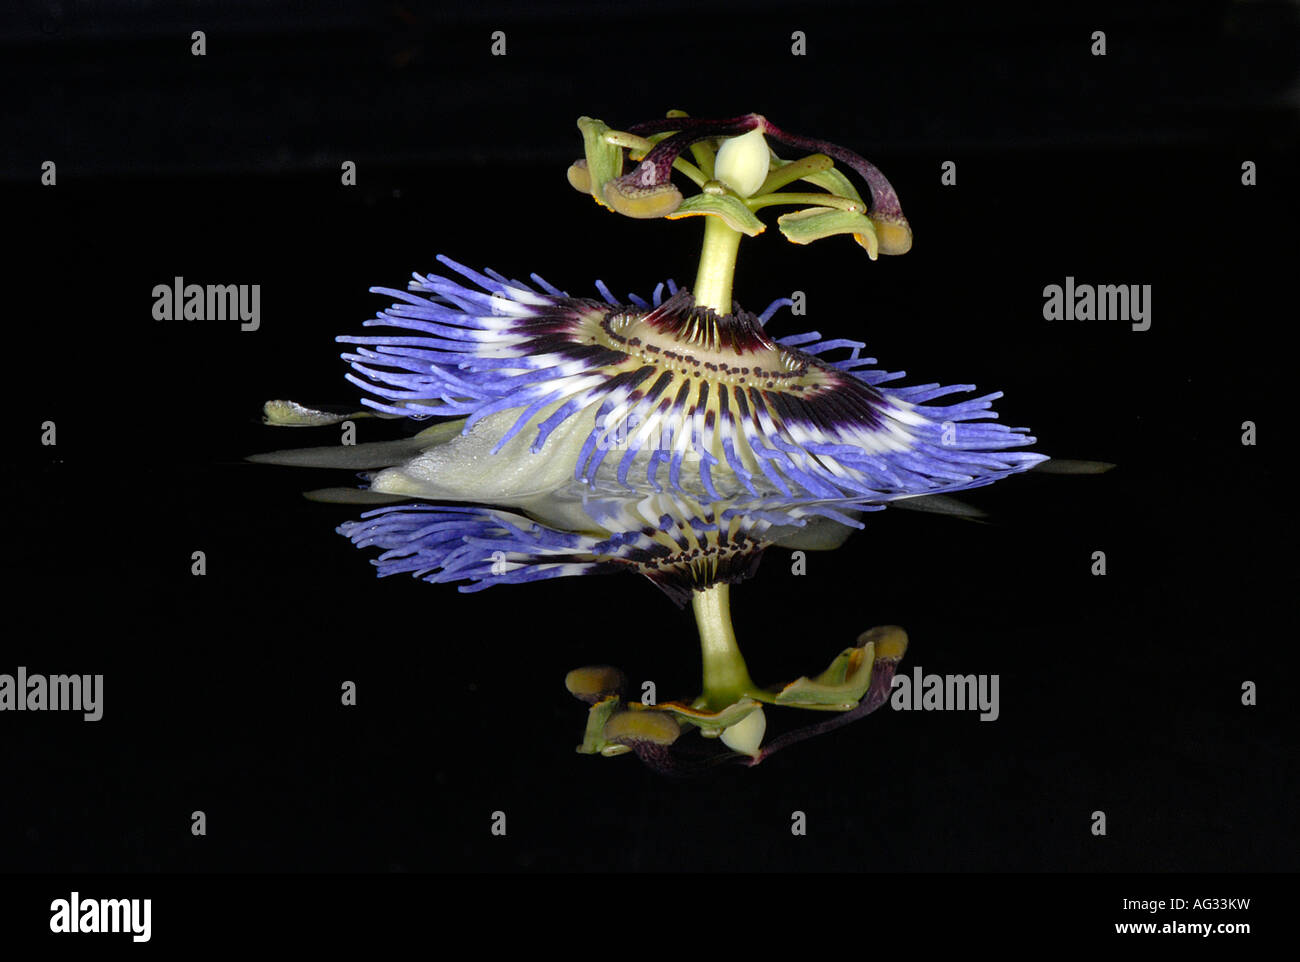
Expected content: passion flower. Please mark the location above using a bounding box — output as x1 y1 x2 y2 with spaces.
254 111 1049 770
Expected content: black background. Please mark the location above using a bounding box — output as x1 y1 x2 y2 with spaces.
3 0 1295 878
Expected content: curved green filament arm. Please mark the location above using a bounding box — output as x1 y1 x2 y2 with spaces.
688 139 717 180
746 191 866 213
603 130 708 188
755 153 835 195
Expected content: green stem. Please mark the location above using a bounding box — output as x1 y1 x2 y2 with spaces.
692 215 743 315
692 584 758 711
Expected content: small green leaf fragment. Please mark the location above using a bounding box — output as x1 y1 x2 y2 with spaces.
777 206 880 259
262 400 364 426
774 642 875 707
659 696 761 732
666 193 766 236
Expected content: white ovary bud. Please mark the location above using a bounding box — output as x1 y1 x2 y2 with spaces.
720 704 767 758
713 128 770 198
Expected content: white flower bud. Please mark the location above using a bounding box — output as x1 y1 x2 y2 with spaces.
713 128 770 198
720 704 767 758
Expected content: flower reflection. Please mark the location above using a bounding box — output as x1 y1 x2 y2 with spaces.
336 486 867 605
336 487 915 771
